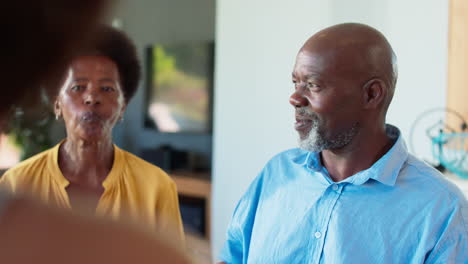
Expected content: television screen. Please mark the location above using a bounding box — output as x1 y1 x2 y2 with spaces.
144 41 214 133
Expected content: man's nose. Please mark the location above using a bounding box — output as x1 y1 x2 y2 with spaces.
289 89 308 108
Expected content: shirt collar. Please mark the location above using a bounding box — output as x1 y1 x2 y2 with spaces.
293 124 408 186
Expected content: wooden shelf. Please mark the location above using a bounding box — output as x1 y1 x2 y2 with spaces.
171 172 211 199
171 172 211 241
448 0 468 126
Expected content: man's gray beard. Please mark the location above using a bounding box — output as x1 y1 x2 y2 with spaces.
297 111 359 152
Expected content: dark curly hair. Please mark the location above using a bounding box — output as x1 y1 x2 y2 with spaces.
76 25 141 104
0 0 111 120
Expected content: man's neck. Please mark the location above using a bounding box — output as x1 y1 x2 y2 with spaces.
59 138 114 188
321 126 392 182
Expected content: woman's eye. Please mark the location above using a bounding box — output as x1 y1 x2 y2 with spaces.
102 86 115 92
71 85 84 91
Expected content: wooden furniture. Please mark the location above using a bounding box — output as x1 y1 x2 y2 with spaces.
171 171 211 240
171 171 212 263
448 0 468 126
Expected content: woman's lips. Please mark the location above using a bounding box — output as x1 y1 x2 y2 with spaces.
81 112 102 123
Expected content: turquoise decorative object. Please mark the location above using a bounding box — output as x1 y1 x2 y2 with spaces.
431 132 468 179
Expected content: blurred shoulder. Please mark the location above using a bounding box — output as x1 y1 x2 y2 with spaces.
0 197 190 264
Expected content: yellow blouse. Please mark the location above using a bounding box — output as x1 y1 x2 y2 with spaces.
0 142 184 242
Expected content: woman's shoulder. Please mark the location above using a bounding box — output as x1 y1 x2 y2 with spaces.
116 147 174 185
0 147 56 190
3 147 54 177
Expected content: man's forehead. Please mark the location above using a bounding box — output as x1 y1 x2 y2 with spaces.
293 49 334 72
292 48 368 84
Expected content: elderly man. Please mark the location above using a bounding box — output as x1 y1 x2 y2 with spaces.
219 23 468 263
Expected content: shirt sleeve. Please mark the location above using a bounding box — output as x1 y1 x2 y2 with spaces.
424 197 468 264
156 179 186 246
219 171 265 264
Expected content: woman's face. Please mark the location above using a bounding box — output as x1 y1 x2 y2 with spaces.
55 55 126 142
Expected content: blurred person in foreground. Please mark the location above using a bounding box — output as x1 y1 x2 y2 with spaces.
0 25 185 243
219 23 468 263
0 1 189 263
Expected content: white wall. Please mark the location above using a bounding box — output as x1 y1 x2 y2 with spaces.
384 0 448 163
212 0 448 259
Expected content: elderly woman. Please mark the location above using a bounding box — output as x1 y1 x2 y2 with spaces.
0 26 184 242
0 1 189 262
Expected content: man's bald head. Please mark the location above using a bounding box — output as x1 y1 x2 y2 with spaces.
299 23 397 113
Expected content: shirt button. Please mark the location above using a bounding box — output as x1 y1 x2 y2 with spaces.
314 232 321 238
332 184 339 191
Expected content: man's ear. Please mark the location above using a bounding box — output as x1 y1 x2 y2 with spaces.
362 78 387 109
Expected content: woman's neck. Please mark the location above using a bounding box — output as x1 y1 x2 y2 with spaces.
59 138 114 187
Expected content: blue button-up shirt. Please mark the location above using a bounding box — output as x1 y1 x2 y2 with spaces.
220 125 468 263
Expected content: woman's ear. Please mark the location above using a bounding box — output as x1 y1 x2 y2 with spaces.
362 78 387 109
54 99 61 120
118 103 127 121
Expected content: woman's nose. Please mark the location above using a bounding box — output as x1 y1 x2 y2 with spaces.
84 89 101 105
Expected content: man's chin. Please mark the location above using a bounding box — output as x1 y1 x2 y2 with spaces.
298 139 320 152
297 130 311 140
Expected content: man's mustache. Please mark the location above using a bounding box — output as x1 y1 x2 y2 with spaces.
295 107 318 120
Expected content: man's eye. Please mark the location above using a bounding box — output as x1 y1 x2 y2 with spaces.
307 82 320 90
102 86 115 92
292 80 298 89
